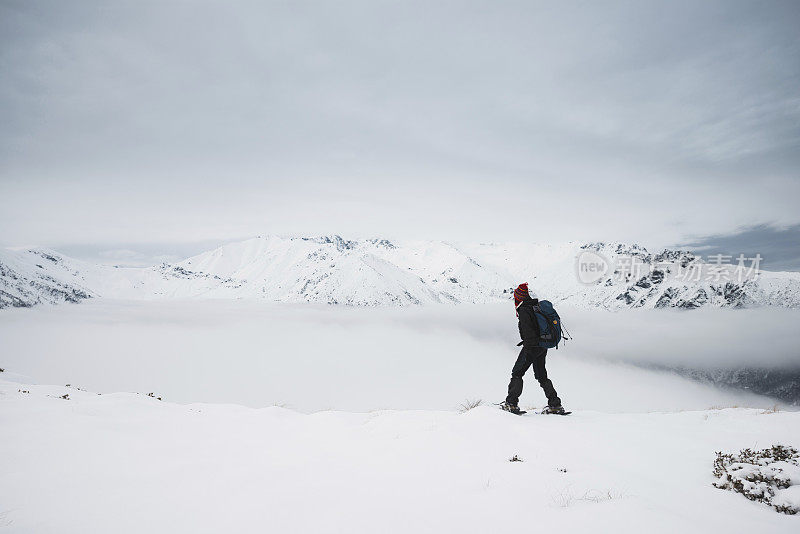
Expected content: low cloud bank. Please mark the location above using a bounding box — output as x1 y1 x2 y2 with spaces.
393 304 800 370
0 301 797 410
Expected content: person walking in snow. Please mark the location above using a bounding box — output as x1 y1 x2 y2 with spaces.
500 283 566 415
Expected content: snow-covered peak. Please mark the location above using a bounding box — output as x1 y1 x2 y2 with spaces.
2 236 799 309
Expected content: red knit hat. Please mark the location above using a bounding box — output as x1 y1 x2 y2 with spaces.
514 283 529 307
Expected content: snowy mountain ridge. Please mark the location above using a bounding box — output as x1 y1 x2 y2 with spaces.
2 235 799 309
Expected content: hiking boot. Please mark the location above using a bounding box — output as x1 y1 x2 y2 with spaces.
500 401 523 415
541 405 566 415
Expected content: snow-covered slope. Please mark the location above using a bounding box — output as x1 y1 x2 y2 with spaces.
1 377 799 533
0 248 95 308
2 236 799 309
0 247 246 307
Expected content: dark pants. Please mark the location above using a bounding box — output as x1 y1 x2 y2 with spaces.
506 346 561 407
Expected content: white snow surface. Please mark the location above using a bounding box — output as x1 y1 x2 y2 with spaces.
2 235 800 309
1 379 799 533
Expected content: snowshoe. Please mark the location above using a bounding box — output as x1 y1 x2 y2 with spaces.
540 405 571 415
499 402 526 415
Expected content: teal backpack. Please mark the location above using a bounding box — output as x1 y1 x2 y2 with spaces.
532 300 564 349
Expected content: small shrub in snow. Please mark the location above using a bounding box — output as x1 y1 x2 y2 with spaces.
550 488 623 507
551 489 573 507
581 489 625 503
509 455 523 462
712 445 800 515
458 398 482 413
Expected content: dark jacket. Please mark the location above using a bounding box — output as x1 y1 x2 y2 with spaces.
517 298 541 348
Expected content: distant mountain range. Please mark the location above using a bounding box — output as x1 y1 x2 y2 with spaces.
2 235 799 309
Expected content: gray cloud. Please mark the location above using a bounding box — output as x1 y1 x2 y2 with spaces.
678 223 800 271
1 1 799 249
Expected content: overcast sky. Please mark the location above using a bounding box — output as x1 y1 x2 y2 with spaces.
1 1 799 260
